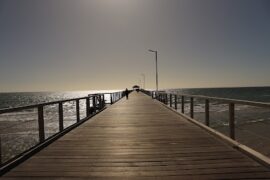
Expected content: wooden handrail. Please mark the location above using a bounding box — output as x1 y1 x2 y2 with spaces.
158 92 270 108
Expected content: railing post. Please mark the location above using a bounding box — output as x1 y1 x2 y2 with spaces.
59 102 64 131
174 95 177 110
170 94 172 107
98 95 102 109
76 99 80 122
0 136 2 165
190 97 194 118
93 96 96 112
86 97 90 117
102 94 105 108
110 94 113 104
162 94 164 103
181 96 185 113
205 99 209 126
229 103 235 140
38 105 45 143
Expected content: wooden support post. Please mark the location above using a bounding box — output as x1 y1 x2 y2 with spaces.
181 96 185 113
205 99 209 126
174 95 177 110
190 97 194 118
170 94 172 107
76 99 80 122
58 102 64 131
229 103 235 140
38 106 45 143
110 94 113 104
86 97 90 117
102 94 105 108
162 94 165 103
93 96 96 112
0 136 2 165
98 95 102 109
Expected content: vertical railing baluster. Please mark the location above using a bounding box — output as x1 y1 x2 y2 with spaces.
229 103 235 140
86 97 90 117
76 99 80 122
190 97 194 118
205 99 209 126
170 94 172 107
38 106 45 143
174 95 177 110
59 102 64 131
181 96 185 113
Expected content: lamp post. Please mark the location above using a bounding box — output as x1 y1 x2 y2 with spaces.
141 73 145 89
148 49 158 97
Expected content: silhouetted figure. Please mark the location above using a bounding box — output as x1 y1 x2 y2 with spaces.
125 88 129 99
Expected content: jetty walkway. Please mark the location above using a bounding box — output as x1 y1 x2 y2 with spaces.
2 92 270 179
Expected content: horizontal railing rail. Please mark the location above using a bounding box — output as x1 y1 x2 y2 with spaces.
0 91 124 172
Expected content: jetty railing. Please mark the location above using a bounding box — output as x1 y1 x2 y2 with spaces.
141 89 270 157
0 91 124 170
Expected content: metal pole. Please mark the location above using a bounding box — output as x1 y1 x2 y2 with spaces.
149 49 158 97
155 51 158 96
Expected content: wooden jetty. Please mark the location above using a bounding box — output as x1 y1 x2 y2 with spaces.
1 92 270 179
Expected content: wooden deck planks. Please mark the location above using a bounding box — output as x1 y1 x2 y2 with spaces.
2 92 270 179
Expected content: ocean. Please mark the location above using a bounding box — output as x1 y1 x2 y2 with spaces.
0 87 270 164
167 86 270 102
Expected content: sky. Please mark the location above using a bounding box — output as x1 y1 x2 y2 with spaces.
0 0 270 92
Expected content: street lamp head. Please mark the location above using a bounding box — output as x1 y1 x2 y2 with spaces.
148 49 156 53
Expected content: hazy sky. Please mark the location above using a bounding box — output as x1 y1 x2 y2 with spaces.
0 0 270 92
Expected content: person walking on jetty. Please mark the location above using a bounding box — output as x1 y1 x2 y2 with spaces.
125 88 129 100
